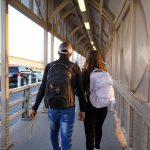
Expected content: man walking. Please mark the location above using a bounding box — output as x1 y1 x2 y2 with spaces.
30 41 86 150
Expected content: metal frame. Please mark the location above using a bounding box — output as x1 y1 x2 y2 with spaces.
114 81 150 127
1 1 150 149
99 0 103 50
0 0 12 149
43 30 48 67
88 0 114 23
68 25 82 39
48 0 70 30
52 6 77 33
0 82 40 147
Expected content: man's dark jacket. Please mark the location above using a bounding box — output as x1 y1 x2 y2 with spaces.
32 56 86 112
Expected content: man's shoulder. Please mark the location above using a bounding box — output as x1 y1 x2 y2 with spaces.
48 61 58 65
45 61 57 69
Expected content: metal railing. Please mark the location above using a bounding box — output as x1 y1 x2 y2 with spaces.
113 79 150 150
0 82 41 149
1 82 41 124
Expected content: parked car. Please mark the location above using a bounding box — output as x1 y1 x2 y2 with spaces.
9 65 36 88
33 70 44 82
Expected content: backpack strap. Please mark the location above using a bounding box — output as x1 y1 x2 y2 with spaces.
48 62 74 82
49 62 69 71
49 62 74 71
93 68 104 72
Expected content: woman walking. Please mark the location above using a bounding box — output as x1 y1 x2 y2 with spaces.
82 50 108 150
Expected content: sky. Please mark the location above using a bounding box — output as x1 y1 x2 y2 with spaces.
9 6 44 62
8 6 79 63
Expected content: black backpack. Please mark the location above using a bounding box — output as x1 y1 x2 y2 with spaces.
44 62 74 109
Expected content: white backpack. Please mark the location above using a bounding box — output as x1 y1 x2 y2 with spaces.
89 68 115 108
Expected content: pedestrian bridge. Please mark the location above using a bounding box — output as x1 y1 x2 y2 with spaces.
0 0 150 150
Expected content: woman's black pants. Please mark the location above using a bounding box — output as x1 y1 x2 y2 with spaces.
84 103 108 150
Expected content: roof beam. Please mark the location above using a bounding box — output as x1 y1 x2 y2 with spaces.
99 0 103 50
101 39 106 46
92 21 109 41
103 6 114 23
88 0 99 11
102 29 109 39
48 0 70 24
88 0 114 23
93 0 114 21
84 0 95 45
92 21 101 37
88 1 110 23
68 25 82 39
35 0 44 21
81 41 89 50
52 6 77 32
93 38 101 49
77 35 86 44
81 43 91 56
71 0 92 53
76 35 86 52
85 44 93 51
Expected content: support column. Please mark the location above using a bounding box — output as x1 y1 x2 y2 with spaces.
43 29 48 68
50 0 54 62
43 2 49 112
130 0 136 91
0 0 12 149
51 34 54 61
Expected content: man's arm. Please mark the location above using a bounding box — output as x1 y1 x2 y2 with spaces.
31 64 50 112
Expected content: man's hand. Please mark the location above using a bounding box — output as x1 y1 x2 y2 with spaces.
78 112 85 121
29 110 37 119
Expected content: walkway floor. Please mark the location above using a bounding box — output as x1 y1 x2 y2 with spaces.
10 104 122 150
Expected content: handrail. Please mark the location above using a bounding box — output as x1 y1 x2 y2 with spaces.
0 82 41 129
113 80 150 125
9 108 26 121
0 82 41 96
9 97 26 108
9 82 41 94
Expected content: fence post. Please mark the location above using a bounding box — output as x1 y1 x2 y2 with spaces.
29 75 31 84
36 75 38 83
0 0 13 149
22 86 31 120
17 75 21 87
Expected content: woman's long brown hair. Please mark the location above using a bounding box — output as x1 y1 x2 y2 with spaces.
84 50 107 73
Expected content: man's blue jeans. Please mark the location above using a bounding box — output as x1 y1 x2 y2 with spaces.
48 107 75 150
